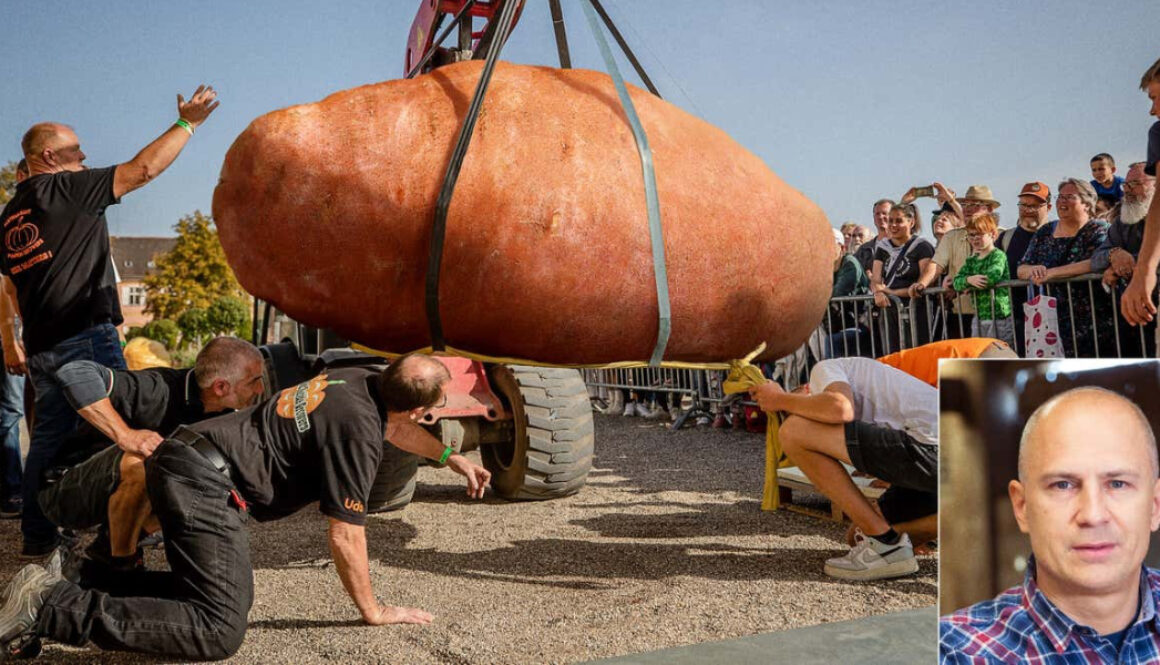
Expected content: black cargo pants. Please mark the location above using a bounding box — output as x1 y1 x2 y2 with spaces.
36 436 253 661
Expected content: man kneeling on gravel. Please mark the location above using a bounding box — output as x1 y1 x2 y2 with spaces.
750 357 937 581
40 336 265 580
0 353 491 661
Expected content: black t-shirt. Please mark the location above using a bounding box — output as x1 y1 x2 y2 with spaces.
57 365 207 466
0 167 123 355
105 366 205 433
853 239 880 273
193 366 387 526
873 237 935 289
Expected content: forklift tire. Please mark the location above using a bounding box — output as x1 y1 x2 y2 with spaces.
483 365 594 500
367 441 420 513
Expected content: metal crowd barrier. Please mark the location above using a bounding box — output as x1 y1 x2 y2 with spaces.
822 273 1153 360
582 272 1157 427
583 365 726 427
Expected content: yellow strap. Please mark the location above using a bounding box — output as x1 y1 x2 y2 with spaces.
350 342 734 370
763 413 785 511
717 342 791 511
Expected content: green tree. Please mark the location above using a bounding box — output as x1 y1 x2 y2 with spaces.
1 161 20 204
144 211 246 322
177 307 212 348
207 296 251 339
140 319 180 350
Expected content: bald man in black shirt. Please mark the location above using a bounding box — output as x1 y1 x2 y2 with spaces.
1 85 220 557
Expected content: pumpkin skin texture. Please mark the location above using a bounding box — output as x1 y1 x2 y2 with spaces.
213 61 832 364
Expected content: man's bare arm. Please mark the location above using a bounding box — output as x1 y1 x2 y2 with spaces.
384 418 491 498
57 360 162 456
327 518 432 626
1123 190 1160 324
76 399 163 457
113 85 219 198
1135 191 1160 276
0 276 24 375
384 417 451 459
749 381 855 424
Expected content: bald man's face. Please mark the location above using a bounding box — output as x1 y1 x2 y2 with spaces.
1010 395 1160 602
43 126 86 172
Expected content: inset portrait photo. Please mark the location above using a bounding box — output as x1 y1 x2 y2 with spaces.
939 359 1160 662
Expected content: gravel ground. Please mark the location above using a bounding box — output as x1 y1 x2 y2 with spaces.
0 413 936 664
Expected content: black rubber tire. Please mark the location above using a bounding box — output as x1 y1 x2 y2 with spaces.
367 440 419 513
483 365 594 500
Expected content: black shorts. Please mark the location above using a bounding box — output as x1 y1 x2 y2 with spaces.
844 420 937 494
38 444 123 530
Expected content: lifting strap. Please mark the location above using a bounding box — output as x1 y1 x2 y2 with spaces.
424 0 671 365
580 0 671 366
424 0 522 351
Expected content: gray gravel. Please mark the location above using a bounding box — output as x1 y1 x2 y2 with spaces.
0 413 935 664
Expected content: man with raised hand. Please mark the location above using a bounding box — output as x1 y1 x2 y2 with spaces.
0 85 220 557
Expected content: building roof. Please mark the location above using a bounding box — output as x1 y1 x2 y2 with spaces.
110 236 176 281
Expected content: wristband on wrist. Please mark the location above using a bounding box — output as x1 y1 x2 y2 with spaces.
438 445 453 465
174 118 194 136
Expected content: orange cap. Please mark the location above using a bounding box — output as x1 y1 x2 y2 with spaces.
1019 181 1050 203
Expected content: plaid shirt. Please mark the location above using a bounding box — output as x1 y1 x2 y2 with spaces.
940 559 1160 664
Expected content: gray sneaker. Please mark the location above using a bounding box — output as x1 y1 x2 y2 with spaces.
823 530 919 581
42 549 63 582
0 548 62 608
0 562 61 656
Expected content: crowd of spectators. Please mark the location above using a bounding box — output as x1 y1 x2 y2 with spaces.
824 153 1157 360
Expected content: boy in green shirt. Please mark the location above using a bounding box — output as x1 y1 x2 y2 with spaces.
953 213 1015 346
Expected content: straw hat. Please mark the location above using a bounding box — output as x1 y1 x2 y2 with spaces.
956 184 1001 209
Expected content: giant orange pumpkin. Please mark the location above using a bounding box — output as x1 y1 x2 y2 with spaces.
213 61 832 364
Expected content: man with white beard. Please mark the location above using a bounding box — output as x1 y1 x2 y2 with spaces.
1092 162 1157 356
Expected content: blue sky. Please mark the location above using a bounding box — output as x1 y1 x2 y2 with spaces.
3 0 1156 239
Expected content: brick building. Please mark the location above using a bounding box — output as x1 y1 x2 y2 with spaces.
109 236 176 337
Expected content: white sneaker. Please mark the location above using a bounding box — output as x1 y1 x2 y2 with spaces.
823 530 918 581
607 391 624 414
623 402 638 417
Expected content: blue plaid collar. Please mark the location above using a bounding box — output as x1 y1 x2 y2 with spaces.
1021 556 1160 653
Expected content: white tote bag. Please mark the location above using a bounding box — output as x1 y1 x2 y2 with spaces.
1023 288 1065 358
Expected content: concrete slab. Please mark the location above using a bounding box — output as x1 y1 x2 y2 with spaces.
585 607 937 665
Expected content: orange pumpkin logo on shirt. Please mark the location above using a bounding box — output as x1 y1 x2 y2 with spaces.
276 374 345 433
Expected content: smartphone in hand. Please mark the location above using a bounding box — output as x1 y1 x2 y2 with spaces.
913 185 936 198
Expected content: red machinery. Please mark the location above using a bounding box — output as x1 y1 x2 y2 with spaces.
405 1 526 76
